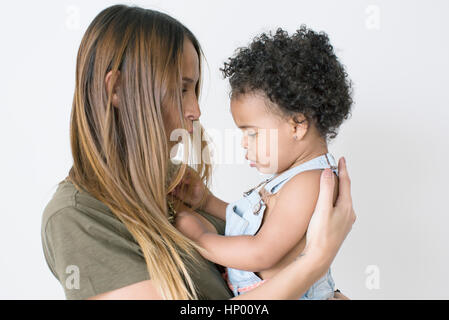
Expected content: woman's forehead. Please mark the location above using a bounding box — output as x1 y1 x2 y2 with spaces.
182 39 199 82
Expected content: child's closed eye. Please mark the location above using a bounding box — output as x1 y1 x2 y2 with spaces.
246 129 258 137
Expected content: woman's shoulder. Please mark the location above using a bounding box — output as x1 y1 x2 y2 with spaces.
41 179 149 299
43 179 121 228
41 178 137 246
41 178 77 225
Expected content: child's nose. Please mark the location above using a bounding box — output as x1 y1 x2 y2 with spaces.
241 134 248 149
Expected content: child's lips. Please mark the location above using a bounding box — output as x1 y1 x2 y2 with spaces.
245 155 257 167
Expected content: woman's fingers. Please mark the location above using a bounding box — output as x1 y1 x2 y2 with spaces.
304 155 356 264
314 168 335 214
335 157 352 206
328 291 350 300
335 157 356 225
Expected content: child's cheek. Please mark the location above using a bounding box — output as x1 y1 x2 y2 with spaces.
247 137 257 160
257 133 279 170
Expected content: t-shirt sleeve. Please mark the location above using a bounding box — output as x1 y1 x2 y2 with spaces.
195 208 226 236
42 206 150 300
213 216 226 236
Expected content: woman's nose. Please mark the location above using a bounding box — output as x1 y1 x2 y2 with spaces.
184 101 201 132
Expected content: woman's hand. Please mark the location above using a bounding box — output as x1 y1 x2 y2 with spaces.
328 291 350 300
174 210 209 241
170 167 228 221
170 167 211 209
304 157 356 267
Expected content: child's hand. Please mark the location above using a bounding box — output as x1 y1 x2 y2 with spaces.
170 167 211 209
174 210 208 241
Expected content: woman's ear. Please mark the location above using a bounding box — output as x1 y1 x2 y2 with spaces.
289 115 308 141
105 70 121 108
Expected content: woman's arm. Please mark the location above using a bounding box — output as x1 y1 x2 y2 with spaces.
90 157 355 300
87 249 325 300
231 251 328 300
87 280 163 299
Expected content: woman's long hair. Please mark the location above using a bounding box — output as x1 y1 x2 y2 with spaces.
68 4 212 299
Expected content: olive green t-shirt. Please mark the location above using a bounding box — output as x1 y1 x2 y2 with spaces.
41 179 233 300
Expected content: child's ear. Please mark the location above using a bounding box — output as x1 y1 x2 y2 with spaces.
289 115 308 141
105 70 121 108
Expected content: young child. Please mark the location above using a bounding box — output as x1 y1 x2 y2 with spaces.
173 26 353 299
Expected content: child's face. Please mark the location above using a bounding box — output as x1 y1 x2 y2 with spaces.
230 93 307 174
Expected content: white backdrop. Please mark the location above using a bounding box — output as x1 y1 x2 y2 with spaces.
1 0 448 299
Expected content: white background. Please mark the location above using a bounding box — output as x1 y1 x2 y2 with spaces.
1 0 448 299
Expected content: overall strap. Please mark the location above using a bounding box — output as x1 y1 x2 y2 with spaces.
263 153 338 195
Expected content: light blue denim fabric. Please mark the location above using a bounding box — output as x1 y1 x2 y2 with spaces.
225 153 339 299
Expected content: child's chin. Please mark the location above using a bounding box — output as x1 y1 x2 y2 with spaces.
254 164 278 174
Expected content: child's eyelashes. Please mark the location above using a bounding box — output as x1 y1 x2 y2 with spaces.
245 129 258 137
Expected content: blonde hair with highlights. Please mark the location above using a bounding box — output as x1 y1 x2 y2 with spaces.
68 4 212 299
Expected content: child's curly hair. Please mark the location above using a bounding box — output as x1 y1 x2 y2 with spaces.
221 25 353 140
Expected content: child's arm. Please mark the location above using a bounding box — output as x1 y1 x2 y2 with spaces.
176 212 264 271
176 170 332 272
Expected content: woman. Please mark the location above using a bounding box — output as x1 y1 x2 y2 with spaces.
41 4 356 300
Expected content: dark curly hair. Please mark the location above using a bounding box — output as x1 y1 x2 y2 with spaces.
221 25 353 140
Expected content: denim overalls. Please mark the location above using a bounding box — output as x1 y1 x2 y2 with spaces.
224 153 339 299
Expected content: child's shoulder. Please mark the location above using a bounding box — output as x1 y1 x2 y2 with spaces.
278 169 323 197
277 169 339 206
